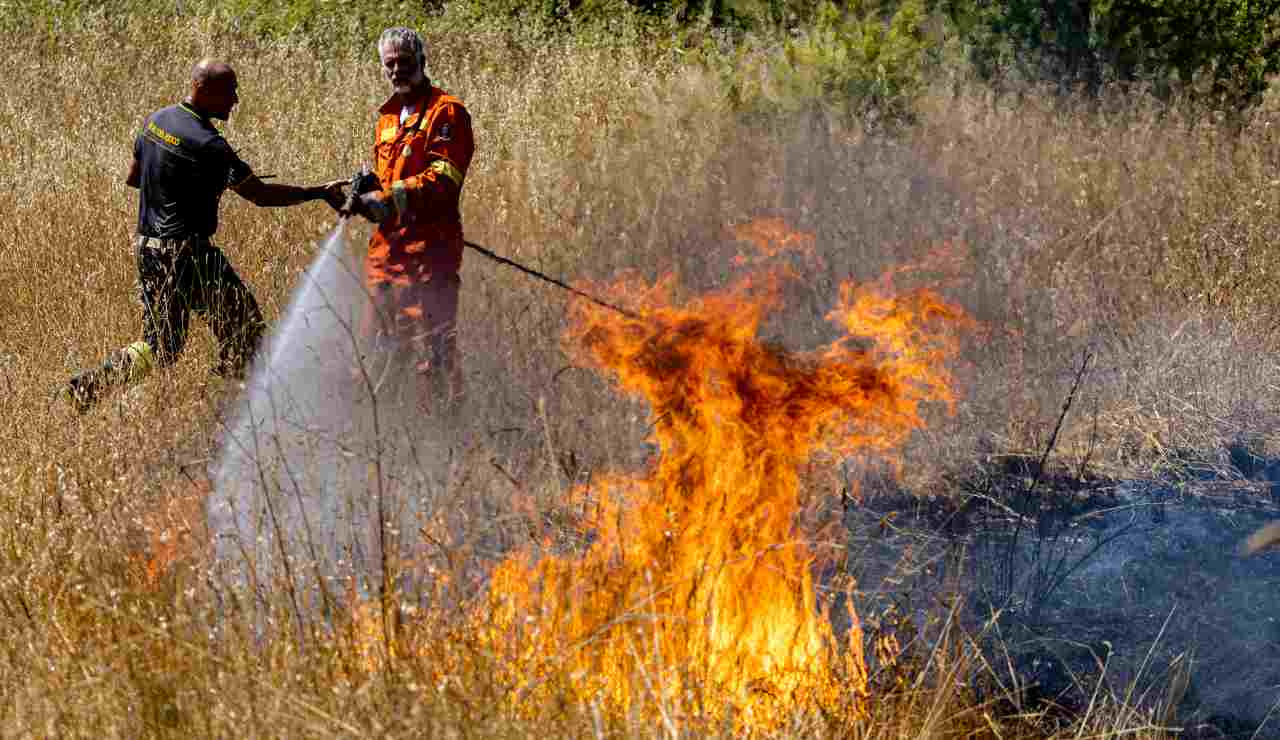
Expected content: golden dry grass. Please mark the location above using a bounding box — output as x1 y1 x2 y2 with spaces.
0 9 1271 737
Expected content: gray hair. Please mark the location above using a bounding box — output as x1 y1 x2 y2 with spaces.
378 27 427 71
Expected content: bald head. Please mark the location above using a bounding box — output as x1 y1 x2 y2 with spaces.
192 59 235 87
188 59 239 121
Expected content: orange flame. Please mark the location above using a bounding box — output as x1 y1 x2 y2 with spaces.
133 480 207 588
731 216 819 266
475 220 968 726
877 238 972 294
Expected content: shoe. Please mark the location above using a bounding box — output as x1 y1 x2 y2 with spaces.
58 372 97 414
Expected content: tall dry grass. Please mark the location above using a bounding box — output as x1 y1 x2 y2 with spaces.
901 85 1280 481
0 8 1273 736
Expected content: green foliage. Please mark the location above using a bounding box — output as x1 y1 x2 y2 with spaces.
937 0 1086 84
948 0 1280 116
1095 0 1280 114
3 0 432 46
5 0 176 33
211 0 432 44
737 0 931 125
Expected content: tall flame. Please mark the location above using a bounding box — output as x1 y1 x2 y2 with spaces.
477 220 967 725
128 219 966 730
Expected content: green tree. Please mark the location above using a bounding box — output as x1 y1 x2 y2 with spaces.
757 0 931 124
1097 0 1280 113
949 0 1280 116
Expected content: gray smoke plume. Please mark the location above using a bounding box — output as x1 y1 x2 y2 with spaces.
209 220 447 627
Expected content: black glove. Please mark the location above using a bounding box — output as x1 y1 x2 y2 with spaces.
339 167 381 218
352 170 380 196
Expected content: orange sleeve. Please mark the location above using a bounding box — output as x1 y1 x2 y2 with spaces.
395 103 474 215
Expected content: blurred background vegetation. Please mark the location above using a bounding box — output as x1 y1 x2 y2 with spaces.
11 0 1280 124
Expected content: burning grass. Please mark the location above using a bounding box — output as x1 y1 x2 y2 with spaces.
2 7 1277 737
153 224 966 732
466 239 966 725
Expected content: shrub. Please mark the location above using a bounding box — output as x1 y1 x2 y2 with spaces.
727 0 932 125
949 0 1280 118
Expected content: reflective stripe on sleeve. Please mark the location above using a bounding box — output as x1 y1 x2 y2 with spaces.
429 159 464 187
391 180 410 214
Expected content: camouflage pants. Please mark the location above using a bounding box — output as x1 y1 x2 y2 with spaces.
137 235 265 377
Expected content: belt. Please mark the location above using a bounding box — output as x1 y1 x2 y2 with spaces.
135 234 211 252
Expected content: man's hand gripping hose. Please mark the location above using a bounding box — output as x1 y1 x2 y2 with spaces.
338 165 387 223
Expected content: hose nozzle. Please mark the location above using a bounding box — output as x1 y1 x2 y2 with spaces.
339 164 368 218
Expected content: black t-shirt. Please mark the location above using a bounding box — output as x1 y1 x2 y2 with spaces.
134 102 254 239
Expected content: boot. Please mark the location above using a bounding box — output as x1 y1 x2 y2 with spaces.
58 368 102 414
57 341 157 414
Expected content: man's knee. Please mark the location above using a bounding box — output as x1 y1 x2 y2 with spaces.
204 268 265 369
145 321 187 367
215 321 263 378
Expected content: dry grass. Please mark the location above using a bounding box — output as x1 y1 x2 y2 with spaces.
0 9 1274 737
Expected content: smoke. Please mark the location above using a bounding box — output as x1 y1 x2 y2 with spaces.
209 220 447 626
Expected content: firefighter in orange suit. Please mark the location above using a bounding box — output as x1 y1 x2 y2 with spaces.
346 27 474 410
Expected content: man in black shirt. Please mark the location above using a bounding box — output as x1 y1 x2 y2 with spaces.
60 60 345 411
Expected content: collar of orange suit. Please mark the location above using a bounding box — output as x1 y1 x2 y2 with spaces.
378 83 437 121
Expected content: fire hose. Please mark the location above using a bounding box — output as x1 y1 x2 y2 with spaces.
460 240 639 320
340 168 639 320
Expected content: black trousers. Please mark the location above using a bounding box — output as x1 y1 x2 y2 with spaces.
137 236 265 377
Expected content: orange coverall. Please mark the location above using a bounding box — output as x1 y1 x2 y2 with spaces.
365 85 474 404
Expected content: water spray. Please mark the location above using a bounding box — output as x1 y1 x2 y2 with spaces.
210 208 438 632
211 167 637 630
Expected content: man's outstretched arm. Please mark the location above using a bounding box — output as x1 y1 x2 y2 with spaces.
233 175 346 209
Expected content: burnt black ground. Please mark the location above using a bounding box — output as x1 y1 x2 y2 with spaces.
841 454 1280 737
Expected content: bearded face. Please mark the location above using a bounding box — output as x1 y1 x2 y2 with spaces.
380 44 426 97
